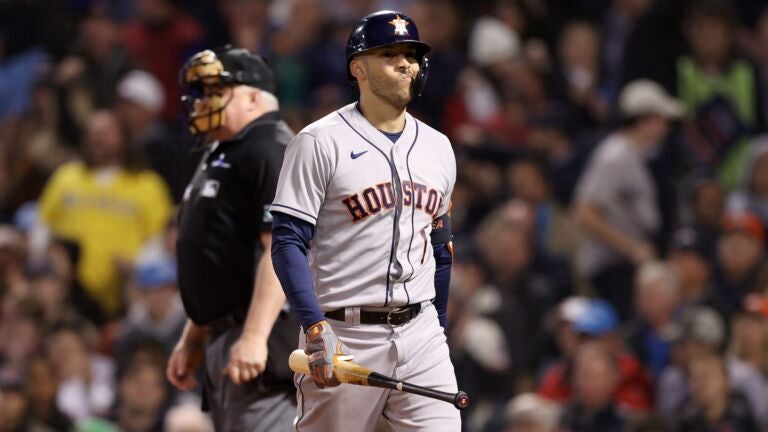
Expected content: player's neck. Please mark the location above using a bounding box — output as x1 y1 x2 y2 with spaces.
358 94 406 133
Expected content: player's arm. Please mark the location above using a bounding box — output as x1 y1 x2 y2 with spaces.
431 213 452 332
271 211 347 387
270 211 324 329
223 231 287 384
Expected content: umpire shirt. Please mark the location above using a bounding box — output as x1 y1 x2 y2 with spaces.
177 111 292 325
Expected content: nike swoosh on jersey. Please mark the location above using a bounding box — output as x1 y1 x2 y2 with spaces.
350 150 368 159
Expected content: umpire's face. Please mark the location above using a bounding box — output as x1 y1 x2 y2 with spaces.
351 43 420 110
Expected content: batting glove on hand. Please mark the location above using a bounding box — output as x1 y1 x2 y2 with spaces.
305 320 350 388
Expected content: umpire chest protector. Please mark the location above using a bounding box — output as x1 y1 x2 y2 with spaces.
177 112 290 324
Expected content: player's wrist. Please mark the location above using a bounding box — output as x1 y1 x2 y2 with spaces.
306 320 330 336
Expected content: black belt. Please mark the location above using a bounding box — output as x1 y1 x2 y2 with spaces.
324 303 422 326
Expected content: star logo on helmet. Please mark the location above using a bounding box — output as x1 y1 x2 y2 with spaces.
389 15 409 36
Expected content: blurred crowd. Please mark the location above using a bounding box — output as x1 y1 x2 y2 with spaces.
3 0 768 431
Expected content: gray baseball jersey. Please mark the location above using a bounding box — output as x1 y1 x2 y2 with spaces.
271 102 456 310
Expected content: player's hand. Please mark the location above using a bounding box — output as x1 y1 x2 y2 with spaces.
166 339 204 391
223 331 268 385
305 320 349 388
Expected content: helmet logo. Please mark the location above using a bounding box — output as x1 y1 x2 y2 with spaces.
388 15 409 36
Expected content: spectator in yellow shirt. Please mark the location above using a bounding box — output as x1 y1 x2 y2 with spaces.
38 110 172 322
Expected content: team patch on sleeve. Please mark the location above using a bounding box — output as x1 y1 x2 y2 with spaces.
201 180 220 198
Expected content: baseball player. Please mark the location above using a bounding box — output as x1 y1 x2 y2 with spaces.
166 46 298 431
271 10 460 431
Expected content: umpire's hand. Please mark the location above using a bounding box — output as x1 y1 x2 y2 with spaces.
167 338 204 390
223 332 268 384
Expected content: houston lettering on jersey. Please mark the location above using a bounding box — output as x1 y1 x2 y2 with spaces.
341 180 443 222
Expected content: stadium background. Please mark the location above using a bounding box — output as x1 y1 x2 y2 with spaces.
2 0 768 431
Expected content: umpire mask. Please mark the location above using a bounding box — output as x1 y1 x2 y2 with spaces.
180 49 232 136
180 46 276 136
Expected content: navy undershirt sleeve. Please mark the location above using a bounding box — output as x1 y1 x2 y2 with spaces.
433 242 452 331
271 211 325 330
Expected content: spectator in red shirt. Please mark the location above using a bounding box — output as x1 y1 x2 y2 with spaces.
123 0 204 122
539 298 654 413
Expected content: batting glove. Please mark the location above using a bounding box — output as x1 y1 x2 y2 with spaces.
305 320 349 387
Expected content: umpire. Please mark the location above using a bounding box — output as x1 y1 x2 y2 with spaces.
166 46 298 431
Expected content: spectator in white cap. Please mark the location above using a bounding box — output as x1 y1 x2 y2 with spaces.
114 69 196 201
504 393 560 432
572 79 682 320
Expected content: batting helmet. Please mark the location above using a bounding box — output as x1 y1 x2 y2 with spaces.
180 45 275 136
346 10 432 96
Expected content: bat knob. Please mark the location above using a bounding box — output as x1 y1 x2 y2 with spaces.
453 391 470 410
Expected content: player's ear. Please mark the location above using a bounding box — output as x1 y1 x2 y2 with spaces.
350 59 365 82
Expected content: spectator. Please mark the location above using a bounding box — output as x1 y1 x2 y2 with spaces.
113 257 186 357
656 305 767 427
665 227 718 312
678 173 725 250
25 357 72 431
677 0 761 188
164 403 213 432
559 342 627 432
27 262 85 331
506 158 580 264
123 0 204 121
45 322 116 421
677 353 759 432
726 299 768 427
0 298 44 385
712 211 768 316
114 69 197 202
734 294 768 375
0 225 29 310
54 12 134 140
623 261 682 376
504 393 560 432
539 298 654 414
552 20 609 128
37 109 172 322
110 358 168 432
727 136 768 227
0 379 31 432
600 0 657 102
475 199 570 378
572 79 682 320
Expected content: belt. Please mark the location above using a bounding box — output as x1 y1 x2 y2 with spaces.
324 303 423 326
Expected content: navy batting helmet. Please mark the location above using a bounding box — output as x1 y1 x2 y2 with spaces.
346 10 432 96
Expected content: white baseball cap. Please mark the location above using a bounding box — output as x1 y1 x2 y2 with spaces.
117 70 165 114
619 79 684 119
468 16 521 66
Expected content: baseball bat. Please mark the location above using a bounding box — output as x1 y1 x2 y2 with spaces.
289 349 470 410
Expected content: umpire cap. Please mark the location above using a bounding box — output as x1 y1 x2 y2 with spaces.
181 45 275 93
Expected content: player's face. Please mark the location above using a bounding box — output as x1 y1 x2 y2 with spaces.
357 44 420 109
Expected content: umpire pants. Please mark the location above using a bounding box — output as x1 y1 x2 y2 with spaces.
204 325 297 432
